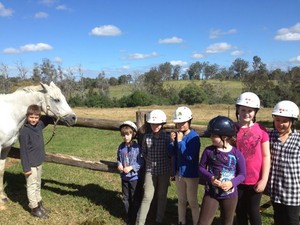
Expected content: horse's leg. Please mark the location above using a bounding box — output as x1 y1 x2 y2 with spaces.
0 146 11 204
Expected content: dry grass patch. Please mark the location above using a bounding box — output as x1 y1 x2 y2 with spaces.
73 104 273 125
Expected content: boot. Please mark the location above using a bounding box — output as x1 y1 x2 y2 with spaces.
38 201 50 214
31 207 49 219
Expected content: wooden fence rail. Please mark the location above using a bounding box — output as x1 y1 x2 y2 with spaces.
8 111 207 173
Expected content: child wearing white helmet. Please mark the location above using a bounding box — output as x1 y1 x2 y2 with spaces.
136 109 171 225
169 106 200 225
117 121 144 225
234 92 270 225
267 100 300 225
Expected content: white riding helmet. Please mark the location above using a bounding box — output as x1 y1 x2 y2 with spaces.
236 92 260 109
146 110 167 124
173 106 193 123
272 100 299 119
120 120 138 132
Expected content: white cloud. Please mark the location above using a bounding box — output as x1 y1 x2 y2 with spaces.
127 52 158 60
39 0 57 6
274 23 300 41
158 36 183 44
230 50 243 56
209 28 237 39
3 43 53 54
205 42 232 54
56 5 72 11
90 25 122 36
35 12 48 19
0 2 13 17
191 53 204 59
170 60 187 66
289 56 300 62
53 57 63 64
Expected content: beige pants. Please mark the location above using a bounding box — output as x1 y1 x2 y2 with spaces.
25 165 42 209
175 175 200 225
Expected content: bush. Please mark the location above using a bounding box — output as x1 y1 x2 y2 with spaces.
118 90 153 107
178 83 206 105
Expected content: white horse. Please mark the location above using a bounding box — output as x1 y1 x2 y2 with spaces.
0 81 77 204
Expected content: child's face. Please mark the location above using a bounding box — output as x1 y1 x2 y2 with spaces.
273 116 292 134
237 106 256 124
122 133 133 144
210 135 224 148
27 114 40 126
150 124 162 133
175 121 189 132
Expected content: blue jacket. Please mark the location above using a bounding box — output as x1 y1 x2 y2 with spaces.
117 141 144 181
169 129 201 178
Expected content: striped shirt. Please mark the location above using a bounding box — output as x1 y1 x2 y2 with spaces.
142 130 171 176
268 129 300 206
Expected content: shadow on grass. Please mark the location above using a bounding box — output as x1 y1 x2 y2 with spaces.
4 172 222 225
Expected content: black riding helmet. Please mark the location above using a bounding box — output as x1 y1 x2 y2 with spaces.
207 116 236 137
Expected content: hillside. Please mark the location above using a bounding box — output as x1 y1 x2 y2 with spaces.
109 80 243 100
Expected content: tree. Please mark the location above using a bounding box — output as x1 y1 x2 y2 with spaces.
143 67 164 95
15 60 28 80
118 74 132 84
203 63 219 79
230 58 249 79
40 58 57 83
172 65 181 80
187 61 205 80
179 83 206 105
109 77 118 86
158 62 172 81
0 63 10 93
96 71 109 96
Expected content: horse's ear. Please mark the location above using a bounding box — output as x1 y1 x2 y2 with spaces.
49 81 56 88
40 82 49 92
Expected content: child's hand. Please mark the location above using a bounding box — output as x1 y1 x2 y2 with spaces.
24 171 32 176
176 131 183 142
123 166 133 174
220 180 233 191
170 132 176 142
211 176 221 187
118 164 124 172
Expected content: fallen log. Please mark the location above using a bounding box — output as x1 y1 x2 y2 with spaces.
8 147 119 174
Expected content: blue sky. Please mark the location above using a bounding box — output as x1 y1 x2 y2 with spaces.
0 0 300 78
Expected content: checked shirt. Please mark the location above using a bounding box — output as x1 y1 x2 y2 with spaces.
268 129 300 206
142 131 171 176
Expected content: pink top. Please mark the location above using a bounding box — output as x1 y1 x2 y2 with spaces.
236 122 269 185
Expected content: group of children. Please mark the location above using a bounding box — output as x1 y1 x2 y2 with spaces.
19 92 299 225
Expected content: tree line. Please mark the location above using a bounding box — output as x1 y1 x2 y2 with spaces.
1 56 299 108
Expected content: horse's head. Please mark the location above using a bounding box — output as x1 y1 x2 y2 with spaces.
40 82 77 126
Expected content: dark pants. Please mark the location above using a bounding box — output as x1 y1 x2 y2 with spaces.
198 195 238 225
122 179 139 225
272 202 300 225
236 184 262 225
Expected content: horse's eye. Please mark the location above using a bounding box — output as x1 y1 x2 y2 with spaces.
52 98 60 103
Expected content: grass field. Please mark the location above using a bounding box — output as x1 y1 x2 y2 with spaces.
109 80 243 100
1 105 277 225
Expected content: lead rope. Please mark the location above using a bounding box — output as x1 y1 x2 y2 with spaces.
44 105 61 146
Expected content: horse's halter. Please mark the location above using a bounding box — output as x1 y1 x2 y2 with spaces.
44 105 61 146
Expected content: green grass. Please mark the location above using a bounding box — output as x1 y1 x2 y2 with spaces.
2 125 274 225
109 80 243 100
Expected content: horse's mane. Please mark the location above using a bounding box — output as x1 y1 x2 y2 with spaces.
15 85 44 93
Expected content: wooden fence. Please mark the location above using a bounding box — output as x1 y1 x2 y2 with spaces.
8 111 207 173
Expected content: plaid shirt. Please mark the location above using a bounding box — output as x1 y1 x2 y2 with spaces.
142 130 171 175
268 129 300 206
